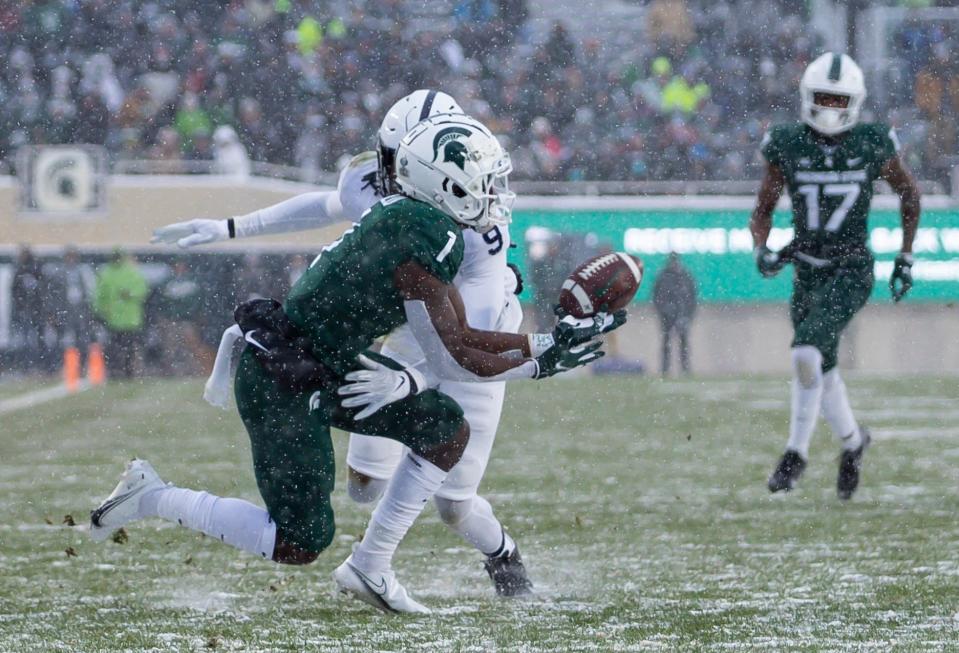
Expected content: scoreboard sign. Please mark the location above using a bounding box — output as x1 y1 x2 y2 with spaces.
16 145 107 216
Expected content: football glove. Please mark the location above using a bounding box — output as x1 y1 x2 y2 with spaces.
151 218 230 248
754 245 788 278
338 354 427 420
889 253 914 302
528 310 627 357
533 341 604 379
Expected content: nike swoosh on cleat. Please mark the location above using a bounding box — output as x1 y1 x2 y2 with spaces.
351 566 388 596
90 490 137 526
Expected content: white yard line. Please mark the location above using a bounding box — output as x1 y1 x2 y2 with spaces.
0 381 92 415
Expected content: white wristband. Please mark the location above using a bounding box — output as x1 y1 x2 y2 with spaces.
528 333 555 358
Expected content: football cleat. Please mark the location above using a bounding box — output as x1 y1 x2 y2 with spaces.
333 555 430 615
837 427 871 501
767 449 807 493
89 459 166 542
484 546 533 597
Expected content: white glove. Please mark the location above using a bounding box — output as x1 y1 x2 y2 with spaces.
337 354 427 420
151 218 230 248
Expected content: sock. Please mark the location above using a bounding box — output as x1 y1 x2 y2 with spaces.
786 346 824 459
143 486 276 559
347 475 390 505
351 453 447 573
821 368 862 451
434 495 514 557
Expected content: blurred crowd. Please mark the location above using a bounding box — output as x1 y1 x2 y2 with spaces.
0 0 956 183
2 245 310 378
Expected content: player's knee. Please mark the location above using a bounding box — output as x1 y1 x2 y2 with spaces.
435 496 472 527
419 419 470 472
272 524 334 564
791 345 823 389
347 467 388 504
272 540 322 565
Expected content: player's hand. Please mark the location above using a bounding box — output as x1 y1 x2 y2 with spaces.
889 253 914 302
151 219 229 248
533 341 604 379
754 245 787 278
528 310 627 356
338 354 426 420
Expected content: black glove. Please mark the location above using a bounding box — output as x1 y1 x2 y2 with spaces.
889 253 914 302
234 298 331 392
754 245 789 278
507 262 524 295
533 341 604 379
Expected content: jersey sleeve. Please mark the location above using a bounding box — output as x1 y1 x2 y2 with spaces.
760 127 784 167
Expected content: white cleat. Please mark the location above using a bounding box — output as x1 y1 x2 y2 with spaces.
89 459 166 542
333 555 431 615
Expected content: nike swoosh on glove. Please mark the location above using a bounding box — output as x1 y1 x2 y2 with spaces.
337 354 428 420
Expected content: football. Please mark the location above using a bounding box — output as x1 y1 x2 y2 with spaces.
558 252 644 318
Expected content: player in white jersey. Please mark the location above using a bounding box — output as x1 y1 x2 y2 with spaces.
153 90 534 597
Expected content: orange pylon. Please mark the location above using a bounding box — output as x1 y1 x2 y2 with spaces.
63 347 81 392
87 343 107 385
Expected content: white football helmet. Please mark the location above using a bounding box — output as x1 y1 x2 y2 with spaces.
395 114 515 232
800 52 866 136
378 90 462 192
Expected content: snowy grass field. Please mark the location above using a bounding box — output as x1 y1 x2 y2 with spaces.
2 374 958 651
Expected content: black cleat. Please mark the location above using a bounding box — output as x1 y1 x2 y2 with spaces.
837 427 871 501
484 546 533 597
768 449 807 493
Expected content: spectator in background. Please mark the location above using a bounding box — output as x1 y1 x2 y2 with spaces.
94 250 148 379
44 246 96 356
646 0 695 59
10 245 47 372
652 253 697 377
156 260 211 376
213 125 251 177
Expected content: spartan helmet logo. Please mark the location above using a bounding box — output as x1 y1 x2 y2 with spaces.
431 126 472 170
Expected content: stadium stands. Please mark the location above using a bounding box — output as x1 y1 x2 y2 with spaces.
0 0 955 184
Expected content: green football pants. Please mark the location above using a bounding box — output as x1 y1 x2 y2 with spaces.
790 265 874 373
233 348 464 553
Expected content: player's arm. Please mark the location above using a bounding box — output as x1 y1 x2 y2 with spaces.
448 284 624 357
880 155 921 300
397 261 538 380
750 162 788 277
151 191 346 248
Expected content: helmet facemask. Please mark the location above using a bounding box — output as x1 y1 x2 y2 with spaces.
441 153 515 232
801 89 862 136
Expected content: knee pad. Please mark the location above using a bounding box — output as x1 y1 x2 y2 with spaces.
791 345 823 389
347 472 389 505
434 496 473 527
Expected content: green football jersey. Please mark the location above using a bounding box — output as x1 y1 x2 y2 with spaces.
284 195 465 375
761 122 900 260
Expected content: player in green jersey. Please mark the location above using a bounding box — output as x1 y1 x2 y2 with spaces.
750 52 921 500
89 114 623 613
